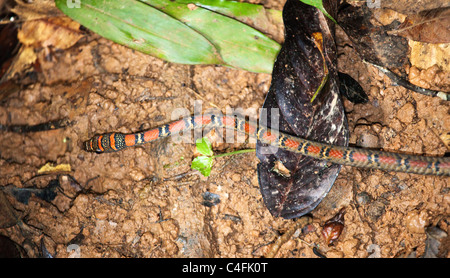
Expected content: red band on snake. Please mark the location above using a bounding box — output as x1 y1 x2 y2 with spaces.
84 114 450 176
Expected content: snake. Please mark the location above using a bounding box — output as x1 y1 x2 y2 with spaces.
84 114 450 176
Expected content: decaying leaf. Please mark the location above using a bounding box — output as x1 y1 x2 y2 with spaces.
3 180 59 205
378 0 450 15
423 226 448 258
338 3 448 100
18 16 83 49
389 8 450 44
4 14 83 80
321 207 346 246
2 46 36 81
37 162 71 174
256 0 348 219
11 0 62 21
338 72 368 104
337 3 409 69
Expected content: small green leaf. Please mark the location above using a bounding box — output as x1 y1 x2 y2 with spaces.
310 72 329 103
299 0 337 23
195 137 213 157
192 156 213 177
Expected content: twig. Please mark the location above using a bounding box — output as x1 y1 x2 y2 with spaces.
0 118 73 133
363 60 449 101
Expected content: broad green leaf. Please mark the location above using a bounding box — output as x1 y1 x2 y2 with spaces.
141 0 280 73
56 0 281 73
195 137 213 157
191 156 213 176
55 0 222 65
299 0 337 23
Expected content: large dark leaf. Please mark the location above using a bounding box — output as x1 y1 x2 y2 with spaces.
337 4 449 100
256 0 348 219
337 3 409 69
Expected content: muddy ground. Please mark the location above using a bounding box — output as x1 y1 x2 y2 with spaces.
0 0 449 258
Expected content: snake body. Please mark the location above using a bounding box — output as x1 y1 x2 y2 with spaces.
84 114 450 176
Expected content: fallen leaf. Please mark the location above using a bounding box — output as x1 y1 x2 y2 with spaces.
338 72 368 104
5 13 84 81
11 0 62 21
18 16 83 49
38 162 71 174
389 8 450 44
2 46 37 81
321 207 346 246
256 0 348 219
337 3 409 68
422 226 448 258
3 180 59 205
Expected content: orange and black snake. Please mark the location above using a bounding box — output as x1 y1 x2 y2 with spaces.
84 114 450 176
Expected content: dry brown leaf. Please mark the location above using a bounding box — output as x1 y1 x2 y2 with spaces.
3 0 83 81
390 8 450 43
11 0 63 21
38 162 71 174
18 16 83 49
2 45 37 80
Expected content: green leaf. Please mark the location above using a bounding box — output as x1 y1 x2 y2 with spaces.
55 0 222 65
310 72 329 102
177 0 283 27
195 137 213 157
299 0 337 23
141 0 280 73
191 156 213 177
55 0 281 73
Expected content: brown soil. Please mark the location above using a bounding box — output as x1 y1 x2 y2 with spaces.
0 0 449 258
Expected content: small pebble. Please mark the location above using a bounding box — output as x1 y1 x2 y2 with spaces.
396 103 415 124
356 192 372 205
357 131 380 149
231 173 241 182
405 210 429 234
201 191 220 207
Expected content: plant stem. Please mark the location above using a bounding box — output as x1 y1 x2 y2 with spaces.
213 149 255 159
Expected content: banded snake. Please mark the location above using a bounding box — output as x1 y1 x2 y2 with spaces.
84 114 450 176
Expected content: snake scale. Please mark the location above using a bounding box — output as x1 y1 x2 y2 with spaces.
84 114 450 176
